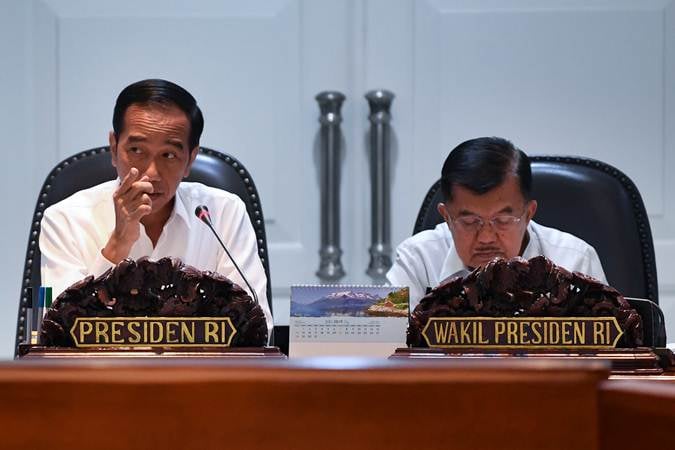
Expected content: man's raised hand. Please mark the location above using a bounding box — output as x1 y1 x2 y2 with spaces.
101 167 153 263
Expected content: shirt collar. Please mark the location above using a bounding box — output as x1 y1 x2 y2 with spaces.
521 221 542 259
437 221 538 281
437 224 465 282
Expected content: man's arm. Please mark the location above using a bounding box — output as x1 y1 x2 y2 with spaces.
214 198 273 335
386 243 429 311
40 168 152 297
39 208 114 298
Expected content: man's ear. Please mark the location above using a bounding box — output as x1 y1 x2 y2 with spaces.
526 199 538 221
109 131 118 168
437 202 450 222
183 146 199 178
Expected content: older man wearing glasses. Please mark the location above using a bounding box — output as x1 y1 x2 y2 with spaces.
387 136 606 309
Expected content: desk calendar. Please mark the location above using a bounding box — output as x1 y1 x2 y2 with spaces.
289 285 409 357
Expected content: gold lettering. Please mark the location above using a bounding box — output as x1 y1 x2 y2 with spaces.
519 321 530 345
507 322 518 344
150 321 163 344
421 319 616 349
562 321 573 345
181 321 195 343
495 322 506 343
433 321 448 343
111 321 123 344
448 322 459 344
166 321 179 344
574 322 585 344
221 321 226 343
79 321 93 342
205 321 219 343
460 322 471 344
478 322 489 344
593 321 605 345
531 322 542 344
128 321 141 344
548 322 560 345
95 321 109 344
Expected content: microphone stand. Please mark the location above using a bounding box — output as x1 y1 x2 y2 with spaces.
197 208 260 306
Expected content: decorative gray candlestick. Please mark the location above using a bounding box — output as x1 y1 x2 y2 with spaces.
315 91 346 281
365 90 395 280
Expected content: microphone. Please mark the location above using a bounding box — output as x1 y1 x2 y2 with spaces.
195 205 259 305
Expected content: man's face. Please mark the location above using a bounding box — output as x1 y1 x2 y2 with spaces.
109 104 198 219
437 174 537 269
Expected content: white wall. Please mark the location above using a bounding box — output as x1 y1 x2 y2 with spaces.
0 1 39 358
1 0 673 358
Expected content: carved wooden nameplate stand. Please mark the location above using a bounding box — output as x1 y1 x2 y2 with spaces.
20 316 285 359
390 347 663 375
397 316 667 375
18 344 286 359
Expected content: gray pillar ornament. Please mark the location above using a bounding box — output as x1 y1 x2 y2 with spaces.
365 89 395 281
315 91 346 281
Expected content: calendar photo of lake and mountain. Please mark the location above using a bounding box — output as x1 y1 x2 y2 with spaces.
290 286 409 318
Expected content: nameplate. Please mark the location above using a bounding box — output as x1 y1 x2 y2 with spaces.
422 317 623 349
69 317 237 348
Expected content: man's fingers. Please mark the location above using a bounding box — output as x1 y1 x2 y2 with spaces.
129 204 153 221
117 168 140 197
126 193 153 215
117 180 154 204
114 170 154 224
130 179 154 195
137 193 152 209
120 202 152 222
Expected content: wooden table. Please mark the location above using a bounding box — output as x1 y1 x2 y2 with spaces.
1 356 673 450
599 380 675 449
1 357 608 450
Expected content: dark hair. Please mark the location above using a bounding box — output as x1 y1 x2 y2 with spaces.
440 136 532 201
112 79 204 150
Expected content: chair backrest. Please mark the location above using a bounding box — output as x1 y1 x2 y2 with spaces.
15 146 272 356
413 156 659 304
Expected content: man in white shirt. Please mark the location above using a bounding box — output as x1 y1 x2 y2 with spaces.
387 137 606 310
40 79 272 333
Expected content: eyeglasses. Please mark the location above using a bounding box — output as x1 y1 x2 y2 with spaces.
449 211 527 233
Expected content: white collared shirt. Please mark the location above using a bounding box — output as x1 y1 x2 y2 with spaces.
386 221 607 311
39 180 273 334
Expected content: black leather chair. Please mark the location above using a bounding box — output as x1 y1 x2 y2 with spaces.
14 146 272 356
414 156 666 346
414 156 659 304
